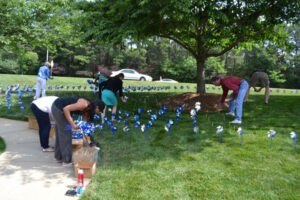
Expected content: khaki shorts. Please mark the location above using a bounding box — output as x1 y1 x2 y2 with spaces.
249 72 269 87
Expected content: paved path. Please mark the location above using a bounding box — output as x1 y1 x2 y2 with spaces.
0 118 90 200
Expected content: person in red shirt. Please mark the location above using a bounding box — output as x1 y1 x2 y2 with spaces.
211 76 249 124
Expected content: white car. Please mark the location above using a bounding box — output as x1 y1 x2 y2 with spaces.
155 78 178 83
111 69 152 81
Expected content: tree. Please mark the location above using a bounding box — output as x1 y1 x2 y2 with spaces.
79 0 299 93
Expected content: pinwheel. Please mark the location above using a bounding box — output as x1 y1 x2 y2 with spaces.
111 113 116 121
195 102 201 112
290 131 297 151
267 130 276 148
163 104 168 117
134 114 139 121
94 114 100 123
87 80 93 85
111 125 117 140
117 115 122 127
147 109 152 117
134 121 140 133
97 123 103 136
123 126 129 139
158 109 164 121
165 119 174 140
190 109 197 134
141 124 146 135
216 126 224 143
150 114 158 127
138 108 143 119
237 127 243 145
123 111 129 126
175 111 181 127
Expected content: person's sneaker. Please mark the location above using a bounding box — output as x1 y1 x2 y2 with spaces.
42 147 55 152
225 112 235 116
62 162 74 167
230 119 242 124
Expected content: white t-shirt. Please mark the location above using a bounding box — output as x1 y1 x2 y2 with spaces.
32 96 58 114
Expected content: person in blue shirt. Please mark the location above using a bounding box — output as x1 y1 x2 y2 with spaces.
35 61 53 99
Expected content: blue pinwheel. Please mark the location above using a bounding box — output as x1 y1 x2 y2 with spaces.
150 114 158 127
267 130 276 148
117 115 122 127
134 121 140 133
158 109 164 121
87 80 93 85
111 125 117 140
125 111 130 126
134 114 139 121
138 108 143 119
163 104 168 117
165 119 174 140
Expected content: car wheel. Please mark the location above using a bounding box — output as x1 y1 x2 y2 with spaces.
140 77 146 81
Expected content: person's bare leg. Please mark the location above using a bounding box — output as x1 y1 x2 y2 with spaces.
265 86 270 104
102 106 107 123
112 105 117 120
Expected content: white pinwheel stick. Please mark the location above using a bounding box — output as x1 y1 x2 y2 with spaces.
217 126 223 143
237 127 243 145
290 131 297 151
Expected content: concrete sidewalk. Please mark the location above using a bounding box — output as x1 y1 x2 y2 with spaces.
0 118 90 200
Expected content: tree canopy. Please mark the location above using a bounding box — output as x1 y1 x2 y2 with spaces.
80 0 300 93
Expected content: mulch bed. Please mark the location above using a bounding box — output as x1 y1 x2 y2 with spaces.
159 92 229 112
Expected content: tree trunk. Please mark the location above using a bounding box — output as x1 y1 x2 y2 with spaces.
196 57 206 94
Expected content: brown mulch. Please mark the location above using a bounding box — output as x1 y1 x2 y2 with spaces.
159 92 229 112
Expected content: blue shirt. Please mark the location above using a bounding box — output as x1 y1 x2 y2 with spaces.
37 66 50 80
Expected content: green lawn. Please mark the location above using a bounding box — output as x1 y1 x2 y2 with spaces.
0 137 5 154
0 74 299 199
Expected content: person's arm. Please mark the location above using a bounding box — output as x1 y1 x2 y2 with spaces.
256 87 263 92
220 86 228 103
118 80 123 97
46 68 53 80
63 99 89 130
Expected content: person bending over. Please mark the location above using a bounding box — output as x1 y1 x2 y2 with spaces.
244 70 270 104
51 97 105 167
211 76 249 124
101 73 127 121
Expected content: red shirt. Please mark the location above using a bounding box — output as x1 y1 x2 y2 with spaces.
220 77 243 103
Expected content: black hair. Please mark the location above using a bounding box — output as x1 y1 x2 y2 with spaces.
211 76 220 83
80 97 104 121
112 73 124 80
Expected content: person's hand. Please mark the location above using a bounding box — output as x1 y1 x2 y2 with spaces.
72 124 79 131
122 97 127 103
225 98 233 102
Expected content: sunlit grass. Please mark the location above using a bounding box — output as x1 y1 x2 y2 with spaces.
0 74 300 199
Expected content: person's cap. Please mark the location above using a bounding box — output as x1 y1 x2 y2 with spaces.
45 62 51 66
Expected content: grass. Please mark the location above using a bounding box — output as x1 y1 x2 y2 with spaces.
0 74 300 199
0 137 5 154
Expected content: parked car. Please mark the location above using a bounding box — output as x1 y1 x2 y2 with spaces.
155 78 178 83
111 69 152 81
